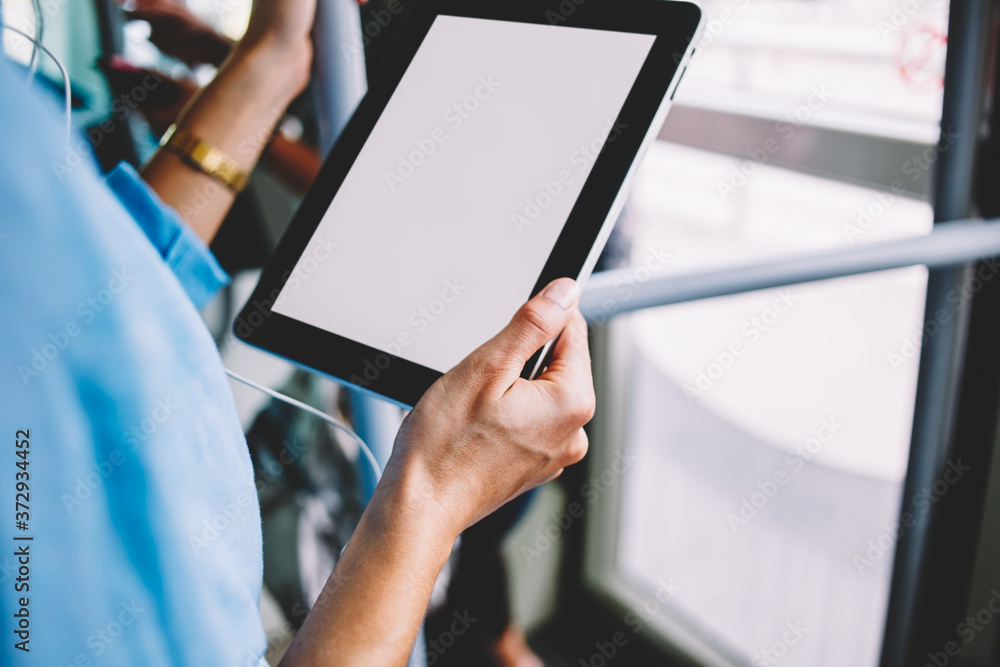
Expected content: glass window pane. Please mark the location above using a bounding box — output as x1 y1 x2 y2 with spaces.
591 0 948 661
605 140 931 665
682 0 949 141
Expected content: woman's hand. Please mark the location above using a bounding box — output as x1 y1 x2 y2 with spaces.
238 0 317 58
281 279 595 666
236 0 368 93
385 277 595 539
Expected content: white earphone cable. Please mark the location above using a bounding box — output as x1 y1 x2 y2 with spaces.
2 22 71 142
27 0 43 81
223 367 383 481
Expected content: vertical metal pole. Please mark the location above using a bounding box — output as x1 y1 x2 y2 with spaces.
311 4 424 665
311 0 368 156
880 3 1000 665
92 0 124 56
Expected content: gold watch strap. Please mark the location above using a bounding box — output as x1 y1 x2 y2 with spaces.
160 124 250 194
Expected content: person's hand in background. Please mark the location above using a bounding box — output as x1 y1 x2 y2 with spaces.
101 56 199 135
282 278 595 666
140 0 374 237
124 0 369 69
123 0 234 67
139 0 335 240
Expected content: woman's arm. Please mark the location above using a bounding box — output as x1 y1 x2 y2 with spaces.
282 279 595 666
139 0 337 244
125 0 323 206
282 475 455 665
139 39 309 244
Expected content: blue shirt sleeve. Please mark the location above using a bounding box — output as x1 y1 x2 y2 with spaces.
0 58 267 667
105 162 230 310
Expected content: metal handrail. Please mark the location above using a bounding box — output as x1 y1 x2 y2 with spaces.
581 217 1000 323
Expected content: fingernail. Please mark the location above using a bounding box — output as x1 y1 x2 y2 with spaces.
542 278 579 309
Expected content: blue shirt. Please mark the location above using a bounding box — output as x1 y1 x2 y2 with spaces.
0 58 268 666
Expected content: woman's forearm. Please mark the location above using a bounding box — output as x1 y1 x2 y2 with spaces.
279 467 457 667
141 41 310 245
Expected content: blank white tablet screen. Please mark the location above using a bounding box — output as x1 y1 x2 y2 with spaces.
273 15 656 373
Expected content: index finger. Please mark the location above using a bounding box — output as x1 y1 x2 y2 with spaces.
533 309 594 404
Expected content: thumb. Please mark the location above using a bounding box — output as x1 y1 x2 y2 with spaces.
478 278 581 374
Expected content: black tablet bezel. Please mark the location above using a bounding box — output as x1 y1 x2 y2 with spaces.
235 0 702 407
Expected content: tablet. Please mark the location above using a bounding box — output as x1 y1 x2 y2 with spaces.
235 0 702 407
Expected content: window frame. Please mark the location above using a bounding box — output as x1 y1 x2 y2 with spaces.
543 2 1000 666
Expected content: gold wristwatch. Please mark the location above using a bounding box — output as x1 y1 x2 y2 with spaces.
160 124 250 194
